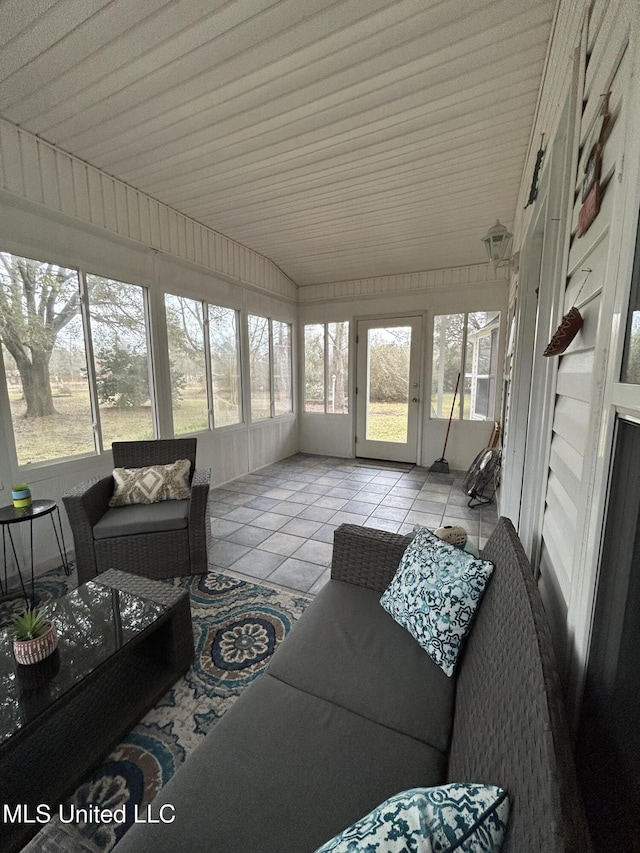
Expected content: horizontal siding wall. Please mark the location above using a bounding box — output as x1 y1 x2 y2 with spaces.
535 0 630 677
0 117 297 301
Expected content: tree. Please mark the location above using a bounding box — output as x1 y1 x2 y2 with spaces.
369 328 411 402
165 294 206 395
328 322 348 413
209 305 241 422
0 254 79 417
95 341 184 407
95 342 151 408
304 326 324 408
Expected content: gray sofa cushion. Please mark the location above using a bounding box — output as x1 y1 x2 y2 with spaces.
267 579 455 752
115 672 445 853
93 500 189 539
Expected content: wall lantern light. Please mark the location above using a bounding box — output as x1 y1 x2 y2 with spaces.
482 220 513 269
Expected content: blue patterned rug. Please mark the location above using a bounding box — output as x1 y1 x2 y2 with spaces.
2 567 311 853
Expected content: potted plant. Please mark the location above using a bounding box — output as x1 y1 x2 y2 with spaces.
12 607 58 665
12 483 32 509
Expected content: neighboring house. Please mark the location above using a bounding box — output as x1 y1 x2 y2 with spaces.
465 312 500 421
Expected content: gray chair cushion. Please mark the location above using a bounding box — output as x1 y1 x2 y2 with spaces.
93 500 189 540
115 672 445 853
267 579 456 753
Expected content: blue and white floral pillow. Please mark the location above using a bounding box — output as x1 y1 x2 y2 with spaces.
314 783 509 853
380 527 494 676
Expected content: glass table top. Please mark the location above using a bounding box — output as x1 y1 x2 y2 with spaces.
0 579 167 745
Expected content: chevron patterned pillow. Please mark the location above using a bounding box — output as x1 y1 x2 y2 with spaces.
109 459 191 506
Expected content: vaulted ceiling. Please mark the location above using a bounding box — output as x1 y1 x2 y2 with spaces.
0 0 555 286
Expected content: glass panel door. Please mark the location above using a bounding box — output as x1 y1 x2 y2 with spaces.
356 318 421 462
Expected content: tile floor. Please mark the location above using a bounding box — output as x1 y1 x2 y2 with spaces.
209 454 498 596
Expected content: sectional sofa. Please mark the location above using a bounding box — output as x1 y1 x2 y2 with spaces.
116 518 592 852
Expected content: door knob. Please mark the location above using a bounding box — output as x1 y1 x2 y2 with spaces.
412 397 419 403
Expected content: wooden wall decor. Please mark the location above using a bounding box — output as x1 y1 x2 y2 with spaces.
577 93 610 237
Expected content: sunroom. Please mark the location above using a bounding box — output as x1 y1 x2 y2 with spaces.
0 1 639 849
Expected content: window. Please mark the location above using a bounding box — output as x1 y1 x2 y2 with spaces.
209 304 242 427
621 219 640 384
248 315 271 421
304 321 349 414
273 320 292 416
0 250 156 466
164 294 209 434
87 274 154 447
0 252 94 465
163 297 242 431
248 314 293 421
431 312 500 421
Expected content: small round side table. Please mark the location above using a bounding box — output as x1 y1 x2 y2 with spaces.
0 499 71 608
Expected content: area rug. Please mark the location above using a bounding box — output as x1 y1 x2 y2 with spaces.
1 566 311 853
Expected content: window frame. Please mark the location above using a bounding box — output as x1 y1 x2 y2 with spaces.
431 311 501 422
207 301 244 429
85 271 157 452
163 292 211 437
0 248 158 469
272 319 293 417
247 313 294 423
161 294 245 434
303 320 350 415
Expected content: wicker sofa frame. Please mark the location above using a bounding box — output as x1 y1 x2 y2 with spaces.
63 439 210 585
116 518 592 853
330 521 591 852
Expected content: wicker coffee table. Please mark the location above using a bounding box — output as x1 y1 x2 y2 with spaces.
0 570 194 853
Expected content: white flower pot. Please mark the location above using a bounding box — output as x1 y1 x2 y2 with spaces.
13 621 58 665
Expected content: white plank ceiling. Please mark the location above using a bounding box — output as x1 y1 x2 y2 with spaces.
0 0 555 286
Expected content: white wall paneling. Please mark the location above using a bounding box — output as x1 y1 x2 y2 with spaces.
514 64 582 559
506 0 640 716
0 188 298 581
298 270 507 468
0 1 555 284
0 119 297 301
297 263 506 304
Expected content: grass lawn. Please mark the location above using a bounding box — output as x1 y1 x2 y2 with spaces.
366 402 409 442
7 385 471 465
366 395 472 444
8 384 211 465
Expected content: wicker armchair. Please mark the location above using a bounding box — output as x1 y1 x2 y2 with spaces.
63 439 210 586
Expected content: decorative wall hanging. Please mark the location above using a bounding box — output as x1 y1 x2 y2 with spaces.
525 134 545 208
543 307 583 356
577 93 610 238
543 269 591 357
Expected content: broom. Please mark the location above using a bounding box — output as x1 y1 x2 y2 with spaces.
429 372 460 474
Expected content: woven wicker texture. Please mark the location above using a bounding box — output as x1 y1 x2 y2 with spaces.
331 524 411 592
98 568 187 607
447 517 592 853
0 572 194 853
63 439 210 585
331 521 591 853
112 439 197 479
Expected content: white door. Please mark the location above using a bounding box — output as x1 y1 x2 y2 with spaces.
355 318 422 463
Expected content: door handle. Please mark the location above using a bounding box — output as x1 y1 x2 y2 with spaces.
412 397 419 403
